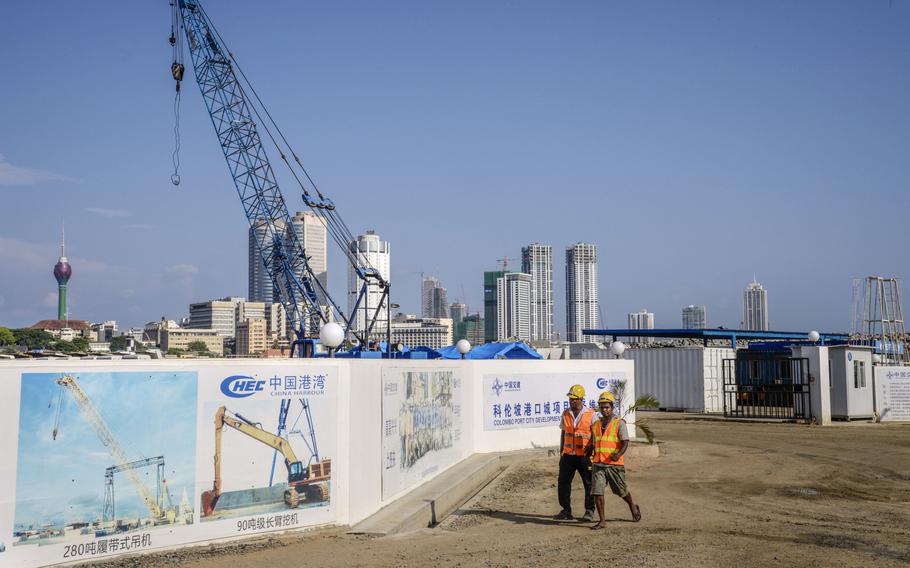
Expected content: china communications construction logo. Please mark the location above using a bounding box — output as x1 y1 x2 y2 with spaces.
491 378 504 397
596 377 609 389
220 375 265 398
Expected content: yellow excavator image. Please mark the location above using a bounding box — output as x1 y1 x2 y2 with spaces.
201 405 331 517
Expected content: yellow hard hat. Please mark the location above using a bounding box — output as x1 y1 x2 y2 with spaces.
566 384 585 399
598 391 616 405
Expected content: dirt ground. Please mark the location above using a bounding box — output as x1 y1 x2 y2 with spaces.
99 414 910 568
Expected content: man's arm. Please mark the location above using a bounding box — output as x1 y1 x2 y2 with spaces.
613 419 631 460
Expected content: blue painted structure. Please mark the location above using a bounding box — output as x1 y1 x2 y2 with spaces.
583 328 849 349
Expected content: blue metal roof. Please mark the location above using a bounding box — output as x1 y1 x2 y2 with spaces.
582 328 849 347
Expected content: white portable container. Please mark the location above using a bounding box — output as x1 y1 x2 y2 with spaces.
828 345 875 420
626 347 734 413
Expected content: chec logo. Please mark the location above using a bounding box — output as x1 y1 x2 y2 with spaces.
491 378 504 397
596 377 609 389
220 375 265 398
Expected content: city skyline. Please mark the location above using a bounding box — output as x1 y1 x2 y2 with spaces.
2 1 909 333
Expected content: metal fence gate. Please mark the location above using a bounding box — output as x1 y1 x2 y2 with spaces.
722 357 811 421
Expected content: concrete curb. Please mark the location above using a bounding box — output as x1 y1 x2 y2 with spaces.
348 443 659 536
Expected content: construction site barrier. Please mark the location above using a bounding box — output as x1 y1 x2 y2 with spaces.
0 358 633 567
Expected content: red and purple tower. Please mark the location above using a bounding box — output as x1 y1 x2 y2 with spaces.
53 228 72 321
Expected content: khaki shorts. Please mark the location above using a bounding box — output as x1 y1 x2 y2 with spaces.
591 464 628 497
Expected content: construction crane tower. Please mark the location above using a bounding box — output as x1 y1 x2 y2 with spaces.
54 375 162 519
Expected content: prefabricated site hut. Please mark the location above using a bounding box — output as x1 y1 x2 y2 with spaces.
582 328 849 414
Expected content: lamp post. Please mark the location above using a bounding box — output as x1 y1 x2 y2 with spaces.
610 340 626 359
808 330 820 343
319 322 344 358
456 339 471 360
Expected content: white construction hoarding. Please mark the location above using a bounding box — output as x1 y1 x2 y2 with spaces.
874 366 910 422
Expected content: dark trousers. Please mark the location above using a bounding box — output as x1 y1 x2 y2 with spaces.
558 454 595 514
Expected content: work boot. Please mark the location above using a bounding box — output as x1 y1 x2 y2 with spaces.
552 510 573 520
580 509 596 522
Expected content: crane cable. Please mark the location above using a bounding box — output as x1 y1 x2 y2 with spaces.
194 2 381 280
170 1 185 186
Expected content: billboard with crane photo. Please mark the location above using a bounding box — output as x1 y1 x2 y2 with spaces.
195 367 336 531
10 371 198 552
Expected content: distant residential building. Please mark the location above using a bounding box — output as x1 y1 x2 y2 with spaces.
743 278 769 331
682 305 707 329
390 315 453 350
449 303 467 325
90 321 118 343
522 243 553 344
265 303 288 342
421 277 449 319
187 297 243 338
483 271 505 344
160 328 223 354
348 230 390 341
628 309 655 344
30 319 91 339
236 318 268 356
566 243 599 343
496 272 532 342
143 318 180 345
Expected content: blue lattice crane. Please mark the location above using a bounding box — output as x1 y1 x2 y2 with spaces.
169 0 391 355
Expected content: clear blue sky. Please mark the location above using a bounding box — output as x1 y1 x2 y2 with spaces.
1 0 908 333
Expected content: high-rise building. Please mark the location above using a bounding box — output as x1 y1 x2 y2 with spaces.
53 227 72 321
496 272 532 342
682 305 707 329
743 278 769 331
462 314 485 346
565 243 598 343
421 277 449 319
449 303 467 325
248 219 283 304
522 243 553 344
483 270 505 343
290 211 328 333
250 212 328 334
348 230 391 341
628 309 655 344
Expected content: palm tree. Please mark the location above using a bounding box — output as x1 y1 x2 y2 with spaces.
609 379 660 444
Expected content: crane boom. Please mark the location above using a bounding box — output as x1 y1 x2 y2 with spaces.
171 0 391 352
55 375 161 518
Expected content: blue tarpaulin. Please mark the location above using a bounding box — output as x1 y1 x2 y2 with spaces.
435 342 542 360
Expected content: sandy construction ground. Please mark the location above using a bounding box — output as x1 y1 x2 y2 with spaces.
100 414 910 568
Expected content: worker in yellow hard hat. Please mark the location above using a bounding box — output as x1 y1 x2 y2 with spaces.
553 384 597 521
590 391 640 529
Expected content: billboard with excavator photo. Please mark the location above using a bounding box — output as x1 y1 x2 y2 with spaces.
195 368 336 532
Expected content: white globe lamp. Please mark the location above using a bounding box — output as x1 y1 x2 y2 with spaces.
808 330 820 343
610 341 626 359
456 339 471 360
320 322 345 357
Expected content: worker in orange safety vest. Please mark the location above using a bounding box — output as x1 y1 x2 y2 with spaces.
590 391 641 529
553 384 597 521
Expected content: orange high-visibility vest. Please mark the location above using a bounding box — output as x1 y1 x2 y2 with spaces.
561 408 595 456
592 417 625 466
